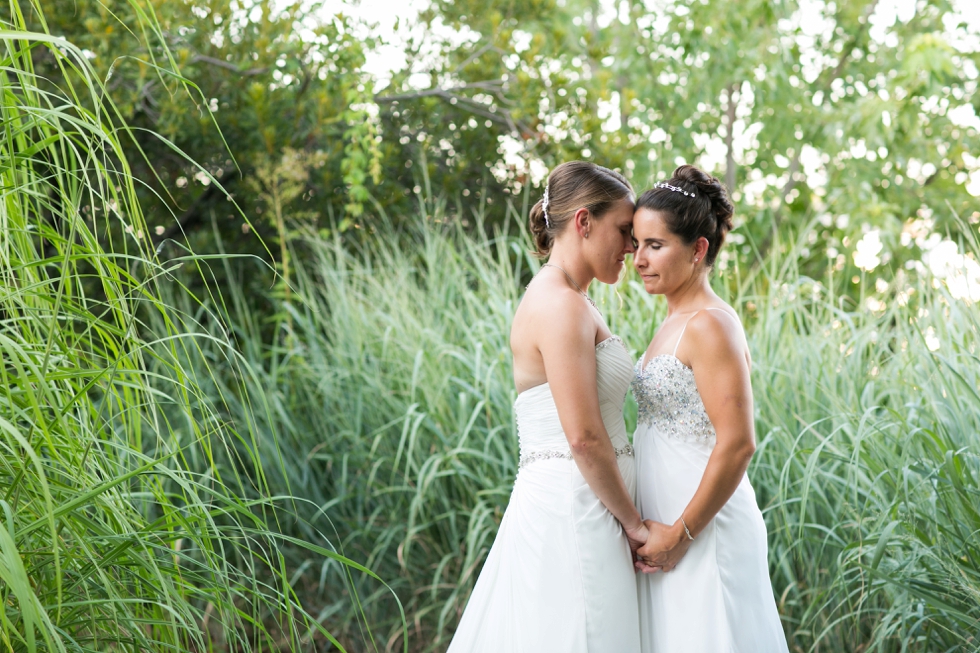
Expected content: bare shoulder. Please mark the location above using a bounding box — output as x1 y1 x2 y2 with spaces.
513 276 594 346
685 305 747 362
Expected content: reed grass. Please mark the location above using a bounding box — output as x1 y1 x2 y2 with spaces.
0 6 394 651
213 199 979 651
5 2 975 650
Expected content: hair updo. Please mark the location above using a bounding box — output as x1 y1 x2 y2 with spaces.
635 164 734 267
529 161 634 258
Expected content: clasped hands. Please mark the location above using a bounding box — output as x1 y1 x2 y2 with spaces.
625 519 692 574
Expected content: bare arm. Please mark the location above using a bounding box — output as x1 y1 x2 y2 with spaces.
680 311 756 536
638 310 755 570
537 293 647 543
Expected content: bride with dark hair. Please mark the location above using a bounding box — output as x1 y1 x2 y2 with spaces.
448 161 647 652
631 164 789 652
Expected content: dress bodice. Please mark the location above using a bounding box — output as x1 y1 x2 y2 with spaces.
451 333 643 653
514 336 635 464
632 355 717 447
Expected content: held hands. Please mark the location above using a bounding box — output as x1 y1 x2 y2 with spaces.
634 519 693 574
623 521 662 574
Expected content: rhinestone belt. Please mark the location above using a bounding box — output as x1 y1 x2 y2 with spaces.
518 443 634 469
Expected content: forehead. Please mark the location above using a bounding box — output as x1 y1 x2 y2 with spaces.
604 197 635 223
632 207 675 238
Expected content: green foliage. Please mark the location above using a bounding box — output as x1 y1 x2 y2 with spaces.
199 200 978 651
23 0 980 286
378 0 980 279
25 0 381 244
0 4 399 650
4 1 979 651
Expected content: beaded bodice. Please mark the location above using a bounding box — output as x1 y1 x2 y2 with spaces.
632 355 716 447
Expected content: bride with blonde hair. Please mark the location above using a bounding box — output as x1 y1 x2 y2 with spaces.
448 160 648 652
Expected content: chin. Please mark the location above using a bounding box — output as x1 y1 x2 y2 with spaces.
602 262 625 283
642 280 663 295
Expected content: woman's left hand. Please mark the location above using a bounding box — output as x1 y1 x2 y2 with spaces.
636 519 692 572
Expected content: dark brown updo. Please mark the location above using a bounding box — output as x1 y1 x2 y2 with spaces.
529 161 634 258
635 164 734 267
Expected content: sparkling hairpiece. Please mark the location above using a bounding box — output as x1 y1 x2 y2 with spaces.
654 181 696 198
542 182 551 228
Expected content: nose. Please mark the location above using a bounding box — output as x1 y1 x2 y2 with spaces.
633 247 646 270
625 234 636 254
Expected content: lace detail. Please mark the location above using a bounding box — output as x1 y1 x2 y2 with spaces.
632 355 716 446
519 443 634 470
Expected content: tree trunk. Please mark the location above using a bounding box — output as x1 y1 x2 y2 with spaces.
724 82 739 192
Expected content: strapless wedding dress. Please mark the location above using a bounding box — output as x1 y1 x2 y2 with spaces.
447 336 641 653
632 309 789 652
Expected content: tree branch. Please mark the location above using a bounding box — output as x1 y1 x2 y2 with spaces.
452 42 505 75
189 54 269 77
376 81 528 136
374 81 505 104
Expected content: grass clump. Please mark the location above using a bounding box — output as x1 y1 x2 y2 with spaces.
7 3 973 648
215 204 979 651
0 7 392 651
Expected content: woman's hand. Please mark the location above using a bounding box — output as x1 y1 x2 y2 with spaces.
624 521 662 574
636 519 692 572
624 520 648 553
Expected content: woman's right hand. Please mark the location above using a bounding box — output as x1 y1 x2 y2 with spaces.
625 520 661 574
624 520 648 551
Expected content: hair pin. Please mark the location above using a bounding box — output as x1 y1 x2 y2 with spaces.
542 182 551 227
654 181 696 198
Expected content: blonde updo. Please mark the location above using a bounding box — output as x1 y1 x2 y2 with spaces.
529 161 634 258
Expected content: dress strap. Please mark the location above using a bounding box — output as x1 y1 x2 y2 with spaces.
671 308 740 356
671 312 699 357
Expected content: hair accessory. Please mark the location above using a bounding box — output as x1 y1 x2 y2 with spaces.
654 181 696 198
542 182 551 228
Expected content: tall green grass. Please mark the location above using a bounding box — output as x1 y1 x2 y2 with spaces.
13 2 971 651
745 239 980 651
208 201 979 651
0 7 393 651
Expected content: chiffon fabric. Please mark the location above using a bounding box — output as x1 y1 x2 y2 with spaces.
447 336 640 653
632 308 789 653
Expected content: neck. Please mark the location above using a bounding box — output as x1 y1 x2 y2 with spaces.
664 270 714 316
546 242 594 293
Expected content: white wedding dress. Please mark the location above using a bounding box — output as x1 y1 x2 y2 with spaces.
447 335 641 653
633 309 789 652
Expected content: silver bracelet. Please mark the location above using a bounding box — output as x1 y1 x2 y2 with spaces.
680 516 695 541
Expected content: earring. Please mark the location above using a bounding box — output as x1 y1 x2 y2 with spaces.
585 232 589 239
